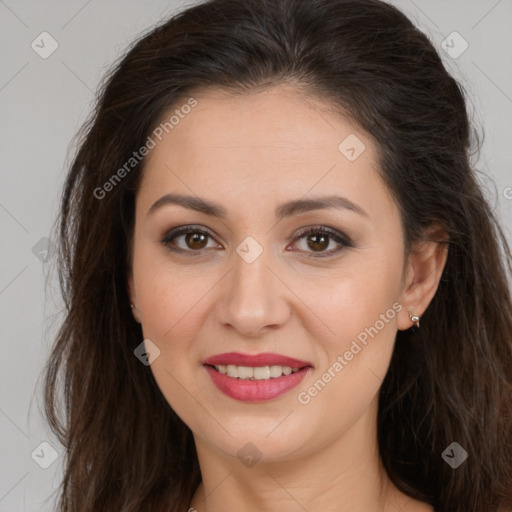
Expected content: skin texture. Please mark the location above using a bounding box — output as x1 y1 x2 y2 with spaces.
128 85 447 512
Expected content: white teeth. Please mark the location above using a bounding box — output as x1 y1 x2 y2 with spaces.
253 366 270 380
226 364 239 378
238 366 254 379
269 365 283 378
214 364 300 380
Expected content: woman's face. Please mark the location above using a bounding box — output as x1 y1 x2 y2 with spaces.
128 85 416 465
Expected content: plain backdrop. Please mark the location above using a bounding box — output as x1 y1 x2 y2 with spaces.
0 0 511 510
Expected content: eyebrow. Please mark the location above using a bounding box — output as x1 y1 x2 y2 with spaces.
147 193 369 220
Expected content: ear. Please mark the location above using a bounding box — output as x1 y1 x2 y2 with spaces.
127 270 142 324
397 223 449 330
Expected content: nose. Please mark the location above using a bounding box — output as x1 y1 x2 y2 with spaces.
214 242 291 338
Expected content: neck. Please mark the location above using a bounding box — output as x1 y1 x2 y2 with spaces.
188 398 432 512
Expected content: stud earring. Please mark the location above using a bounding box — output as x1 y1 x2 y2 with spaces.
408 312 420 328
130 304 135 309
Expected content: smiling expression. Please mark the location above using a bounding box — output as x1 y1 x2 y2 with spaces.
128 84 412 463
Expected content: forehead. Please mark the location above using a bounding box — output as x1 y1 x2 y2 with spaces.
137 85 396 223
148 85 366 163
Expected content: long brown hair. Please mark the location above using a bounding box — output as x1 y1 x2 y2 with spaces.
43 0 512 510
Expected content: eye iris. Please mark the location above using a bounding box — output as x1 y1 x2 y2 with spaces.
186 232 208 249
307 233 329 251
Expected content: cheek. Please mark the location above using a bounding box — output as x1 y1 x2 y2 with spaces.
298 251 403 352
131 251 214 427
295 253 403 405
132 240 214 342
293 278 401 444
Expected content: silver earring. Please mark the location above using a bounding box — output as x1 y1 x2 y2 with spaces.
409 312 420 328
130 304 135 309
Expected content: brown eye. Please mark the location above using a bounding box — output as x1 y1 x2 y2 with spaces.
161 226 220 253
184 232 208 250
292 226 352 258
305 233 329 252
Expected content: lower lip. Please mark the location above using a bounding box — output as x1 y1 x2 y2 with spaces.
204 365 311 402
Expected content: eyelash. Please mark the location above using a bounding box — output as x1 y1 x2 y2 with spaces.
160 225 353 259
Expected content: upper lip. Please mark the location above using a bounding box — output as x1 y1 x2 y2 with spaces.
203 352 313 368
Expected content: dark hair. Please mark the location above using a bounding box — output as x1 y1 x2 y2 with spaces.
43 0 512 510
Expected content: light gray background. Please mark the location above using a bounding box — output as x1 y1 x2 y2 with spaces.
1 1 511 510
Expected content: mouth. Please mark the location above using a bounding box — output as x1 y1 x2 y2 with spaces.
205 363 303 380
202 352 313 402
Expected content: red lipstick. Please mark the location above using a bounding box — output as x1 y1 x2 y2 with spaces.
203 352 311 368
203 352 313 402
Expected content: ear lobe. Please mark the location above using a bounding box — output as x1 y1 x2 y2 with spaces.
397 224 449 330
127 272 141 324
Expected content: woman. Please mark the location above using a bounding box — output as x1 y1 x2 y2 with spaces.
43 0 512 511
